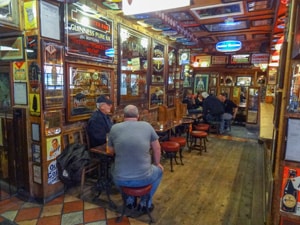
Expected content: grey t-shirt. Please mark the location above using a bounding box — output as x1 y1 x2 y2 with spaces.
108 121 159 181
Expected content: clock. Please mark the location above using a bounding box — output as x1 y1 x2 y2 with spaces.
180 52 189 61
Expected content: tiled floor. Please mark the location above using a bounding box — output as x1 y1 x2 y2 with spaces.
0 188 146 225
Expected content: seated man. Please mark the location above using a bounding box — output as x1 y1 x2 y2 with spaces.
107 105 163 213
202 92 225 132
218 93 238 132
87 95 113 147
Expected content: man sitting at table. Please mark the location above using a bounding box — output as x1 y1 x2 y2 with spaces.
87 95 113 148
107 104 163 214
202 92 225 132
218 93 238 132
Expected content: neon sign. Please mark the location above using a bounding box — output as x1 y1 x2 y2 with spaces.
216 40 242 52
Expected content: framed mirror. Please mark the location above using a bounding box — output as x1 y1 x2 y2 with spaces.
149 85 165 109
118 24 150 105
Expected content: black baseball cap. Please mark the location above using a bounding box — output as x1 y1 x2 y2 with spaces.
96 95 112 104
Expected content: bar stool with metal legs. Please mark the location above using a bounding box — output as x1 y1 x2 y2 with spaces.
117 184 154 223
160 141 180 172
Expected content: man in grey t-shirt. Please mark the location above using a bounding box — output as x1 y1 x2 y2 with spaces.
108 104 163 213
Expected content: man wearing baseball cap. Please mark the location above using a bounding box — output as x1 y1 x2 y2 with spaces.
87 95 113 147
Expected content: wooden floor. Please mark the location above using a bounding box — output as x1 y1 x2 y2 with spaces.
86 127 265 225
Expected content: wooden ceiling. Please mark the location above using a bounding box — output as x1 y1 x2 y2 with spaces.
101 0 287 55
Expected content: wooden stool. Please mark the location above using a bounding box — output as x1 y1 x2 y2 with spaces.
169 136 186 165
189 131 208 155
193 123 210 142
118 185 154 223
194 123 210 132
161 141 180 172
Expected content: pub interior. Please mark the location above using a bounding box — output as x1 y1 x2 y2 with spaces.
1 0 300 225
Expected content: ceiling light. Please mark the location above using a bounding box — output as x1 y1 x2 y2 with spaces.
122 0 190 15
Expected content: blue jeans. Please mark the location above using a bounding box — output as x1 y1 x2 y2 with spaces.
113 165 163 207
220 113 233 132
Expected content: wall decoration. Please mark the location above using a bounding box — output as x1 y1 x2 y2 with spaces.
31 123 40 142
152 40 165 84
236 76 252 86
24 1 38 30
26 36 38 59
33 165 42 184
66 63 112 122
13 62 27 82
40 1 60 40
44 110 62 136
212 56 228 64
46 136 61 161
167 93 175 107
268 67 277 85
42 41 64 109
29 93 40 116
191 2 244 20
149 86 164 109
231 54 251 64
48 160 59 184
32 144 41 163
0 72 11 108
0 36 24 61
13 82 27 105
0 0 19 27
292 3 300 59
194 74 208 94
65 3 113 62
285 119 300 162
280 166 300 215
194 55 211 67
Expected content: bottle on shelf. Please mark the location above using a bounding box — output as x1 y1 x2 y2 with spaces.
281 169 298 213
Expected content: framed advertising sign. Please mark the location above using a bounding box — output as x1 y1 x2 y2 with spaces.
65 3 114 63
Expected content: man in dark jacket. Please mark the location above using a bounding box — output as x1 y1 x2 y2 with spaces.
87 95 113 147
202 91 225 124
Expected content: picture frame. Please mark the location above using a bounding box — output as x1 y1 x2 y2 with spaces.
46 135 61 161
209 73 219 87
191 2 244 20
0 0 19 27
292 3 300 59
44 110 62 136
33 165 42 184
268 67 277 85
42 41 64 109
149 85 165 109
66 63 112 122
31 123 40 142
40 1 61 40
0 71 11 108
209 87 217 96
285 119 300 162
65 3 114 63
236 76 252 86
13 82 28 105
0 36 24 61
194 74 208 94
212 56 228 65
32 144 41 163
219 87 231 99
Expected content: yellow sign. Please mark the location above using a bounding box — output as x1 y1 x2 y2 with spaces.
24 1 38 30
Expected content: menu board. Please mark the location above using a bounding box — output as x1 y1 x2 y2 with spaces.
65 3 113 62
